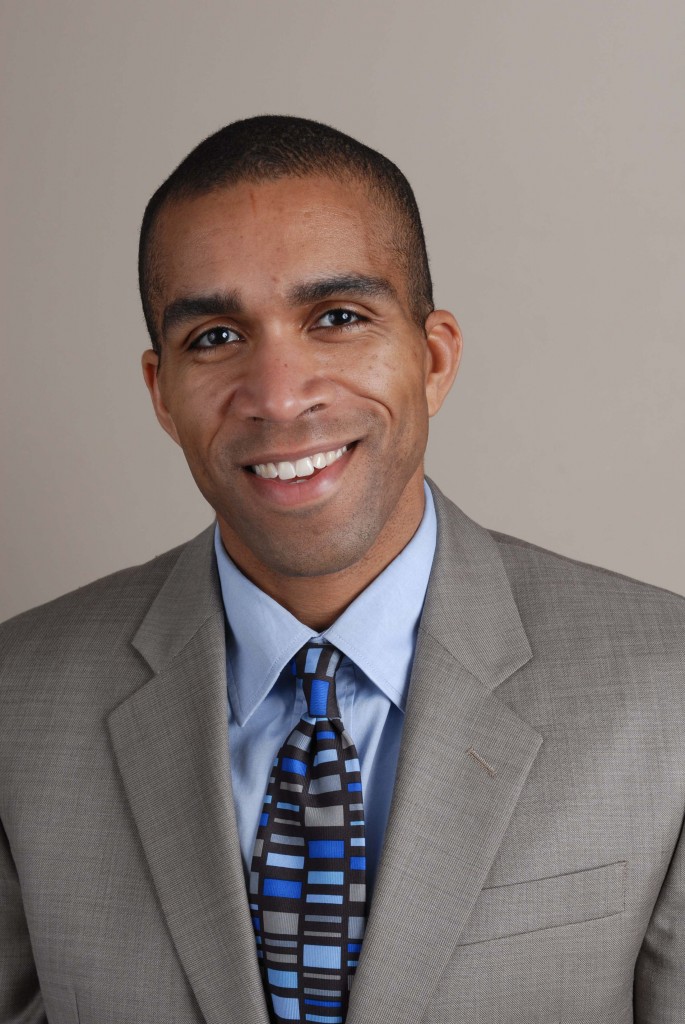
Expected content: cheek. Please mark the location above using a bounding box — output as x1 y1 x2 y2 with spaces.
165 403 221 470
345 336 425 403
163 373 233 442
372 350 429 423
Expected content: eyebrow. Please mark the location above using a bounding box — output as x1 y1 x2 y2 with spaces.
161 274 398 337
162 291 242 335
287 274 398 306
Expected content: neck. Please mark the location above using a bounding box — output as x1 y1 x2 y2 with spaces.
218 482 426 631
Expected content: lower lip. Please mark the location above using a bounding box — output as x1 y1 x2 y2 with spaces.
245 447 355 508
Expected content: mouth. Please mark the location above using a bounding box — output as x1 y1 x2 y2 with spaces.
247 443 353 482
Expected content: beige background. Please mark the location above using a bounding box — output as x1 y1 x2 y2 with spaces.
1 0 683 622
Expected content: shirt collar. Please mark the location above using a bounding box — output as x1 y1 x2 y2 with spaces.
214 481 437 725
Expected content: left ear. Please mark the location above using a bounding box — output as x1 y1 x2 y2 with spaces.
423 310 463 416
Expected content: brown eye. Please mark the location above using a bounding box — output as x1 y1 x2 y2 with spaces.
191 326 240 349
316 309 365 328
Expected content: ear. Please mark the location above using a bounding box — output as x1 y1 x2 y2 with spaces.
423 310 463 416
141 349 182 445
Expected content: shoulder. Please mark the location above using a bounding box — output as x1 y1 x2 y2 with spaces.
0 527 214 676
430 481 685 664
490 529 685 680
492 527 684 616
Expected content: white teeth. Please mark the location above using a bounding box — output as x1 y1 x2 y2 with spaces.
252 445 348 480
294 457 315 477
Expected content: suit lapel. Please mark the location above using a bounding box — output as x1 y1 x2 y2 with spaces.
106 486 540 1024
348 484 542 1024
107 528 269 1024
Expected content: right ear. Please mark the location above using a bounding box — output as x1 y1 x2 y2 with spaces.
141 349 181 445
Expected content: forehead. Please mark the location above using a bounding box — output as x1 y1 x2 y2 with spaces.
152 175 406 312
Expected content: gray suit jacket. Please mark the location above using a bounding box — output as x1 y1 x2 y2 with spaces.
1 483 684 1023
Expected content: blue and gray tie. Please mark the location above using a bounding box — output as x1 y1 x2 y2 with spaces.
250 641 367 1023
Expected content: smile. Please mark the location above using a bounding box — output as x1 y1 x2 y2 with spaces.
250 445 350 481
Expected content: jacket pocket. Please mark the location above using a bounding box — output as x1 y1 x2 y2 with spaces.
455 860 626 946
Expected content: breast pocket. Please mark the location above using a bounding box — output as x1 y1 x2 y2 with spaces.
455 860 626 946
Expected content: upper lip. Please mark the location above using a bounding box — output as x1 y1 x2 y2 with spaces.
241 441 356 467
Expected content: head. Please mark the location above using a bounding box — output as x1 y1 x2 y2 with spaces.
139 116 462 611
139 115 434 354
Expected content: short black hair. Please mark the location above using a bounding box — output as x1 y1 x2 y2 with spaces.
138 115 434 354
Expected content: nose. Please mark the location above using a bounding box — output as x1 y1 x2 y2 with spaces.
230 332 335 423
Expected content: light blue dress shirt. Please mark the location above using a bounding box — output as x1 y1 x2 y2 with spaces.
214 481 437 896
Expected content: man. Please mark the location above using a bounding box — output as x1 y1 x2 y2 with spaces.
1 116 684 1024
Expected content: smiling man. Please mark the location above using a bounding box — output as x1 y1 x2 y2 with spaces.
1 116 685 1024
141 167 459 627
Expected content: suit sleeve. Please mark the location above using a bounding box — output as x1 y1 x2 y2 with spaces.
634 811 685 1022
0 818 46 1024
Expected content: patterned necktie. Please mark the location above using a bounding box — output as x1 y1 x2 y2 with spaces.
250 641 367 1024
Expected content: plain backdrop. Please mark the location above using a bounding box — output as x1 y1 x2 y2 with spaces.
1 0 683 621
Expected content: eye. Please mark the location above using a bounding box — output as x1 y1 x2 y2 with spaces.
189 325 241 350
314 308 365 329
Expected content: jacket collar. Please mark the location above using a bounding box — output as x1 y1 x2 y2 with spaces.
114 482 540 1024
347 481 540 1024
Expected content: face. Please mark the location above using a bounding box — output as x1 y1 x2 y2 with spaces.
143 175 461 589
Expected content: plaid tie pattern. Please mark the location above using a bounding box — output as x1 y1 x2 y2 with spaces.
250 642 367 1023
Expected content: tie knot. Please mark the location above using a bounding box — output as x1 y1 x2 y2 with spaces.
292 642 343 719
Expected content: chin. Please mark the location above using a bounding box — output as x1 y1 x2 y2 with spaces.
259 541 374 580
236 519 380 581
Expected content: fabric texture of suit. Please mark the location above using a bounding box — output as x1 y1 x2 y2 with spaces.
1 481 684 1023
